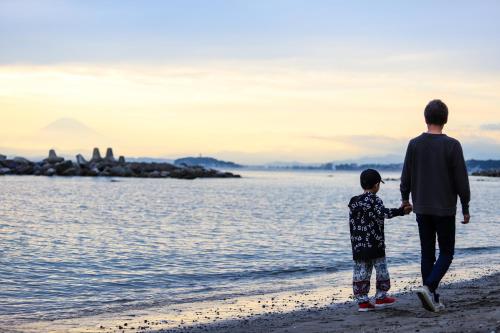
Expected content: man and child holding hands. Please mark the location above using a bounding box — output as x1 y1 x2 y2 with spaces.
349 99 471 312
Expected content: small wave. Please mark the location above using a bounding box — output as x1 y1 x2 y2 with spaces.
456 246 500 254
172 263 349 282
101 298 135 304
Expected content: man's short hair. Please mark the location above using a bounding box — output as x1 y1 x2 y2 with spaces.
424 99 448 125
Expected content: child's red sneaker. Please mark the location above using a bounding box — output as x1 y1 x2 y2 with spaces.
358 301 376 312
375 296 396 308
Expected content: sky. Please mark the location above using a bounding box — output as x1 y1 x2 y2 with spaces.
1 0 500 164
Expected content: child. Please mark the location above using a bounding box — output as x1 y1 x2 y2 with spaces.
348 169 412 312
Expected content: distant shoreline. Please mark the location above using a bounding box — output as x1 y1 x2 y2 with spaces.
3 151 500 173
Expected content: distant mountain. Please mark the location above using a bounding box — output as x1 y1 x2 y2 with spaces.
174 157 242 169
41 118 98 135
36 118 105 150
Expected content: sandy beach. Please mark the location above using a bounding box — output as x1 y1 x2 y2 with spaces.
14 268 499 333
157 272 500 333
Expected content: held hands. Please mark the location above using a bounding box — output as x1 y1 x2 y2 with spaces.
398 201 470 223
401 200 413 215
403 205 413 215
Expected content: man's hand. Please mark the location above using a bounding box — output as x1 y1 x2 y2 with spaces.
401 200 412 215
462 214 470 224
403 205 413 215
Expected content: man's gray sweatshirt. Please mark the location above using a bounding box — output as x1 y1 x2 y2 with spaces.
400 133 470 216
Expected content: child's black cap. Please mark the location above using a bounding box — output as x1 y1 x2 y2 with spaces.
360 169 385 189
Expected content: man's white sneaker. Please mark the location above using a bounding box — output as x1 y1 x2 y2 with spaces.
416 286 437 312
435 302 445 312
434 293 445 312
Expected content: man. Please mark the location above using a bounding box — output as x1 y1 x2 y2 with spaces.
400 99 470 312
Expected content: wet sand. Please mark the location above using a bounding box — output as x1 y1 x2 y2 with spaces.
13 266 500 333
159 272 500 333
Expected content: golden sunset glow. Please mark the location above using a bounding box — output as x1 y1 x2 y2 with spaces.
2 62 499 163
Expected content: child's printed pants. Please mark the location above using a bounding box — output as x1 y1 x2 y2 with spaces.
352 257 391 303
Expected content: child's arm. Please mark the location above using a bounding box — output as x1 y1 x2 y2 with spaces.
373 197 406 219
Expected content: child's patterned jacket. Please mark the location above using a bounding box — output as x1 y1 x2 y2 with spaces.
348 192 404 261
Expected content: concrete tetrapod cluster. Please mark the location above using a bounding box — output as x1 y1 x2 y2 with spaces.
0 148 241 179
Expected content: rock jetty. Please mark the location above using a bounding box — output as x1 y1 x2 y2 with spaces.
472 169 500 177
0 148 241 179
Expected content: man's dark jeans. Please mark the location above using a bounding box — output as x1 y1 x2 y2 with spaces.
416 214 456 293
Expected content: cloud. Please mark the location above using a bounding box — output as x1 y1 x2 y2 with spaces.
1 0 499 79
2 61 500 164
305 134 408 155
305 134 500 161
461 136 500 159
480 123 500 131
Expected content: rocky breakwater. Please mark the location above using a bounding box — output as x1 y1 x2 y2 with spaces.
472 169 500 177
0 148 241 179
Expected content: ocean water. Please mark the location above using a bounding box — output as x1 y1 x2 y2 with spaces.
0 170 499 326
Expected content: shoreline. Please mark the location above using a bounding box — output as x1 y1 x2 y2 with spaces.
12 259 500 333
162 271 500 333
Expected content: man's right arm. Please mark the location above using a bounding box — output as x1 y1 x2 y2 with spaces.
400 141 412 203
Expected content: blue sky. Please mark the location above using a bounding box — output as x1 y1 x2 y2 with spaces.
2 0 500 66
